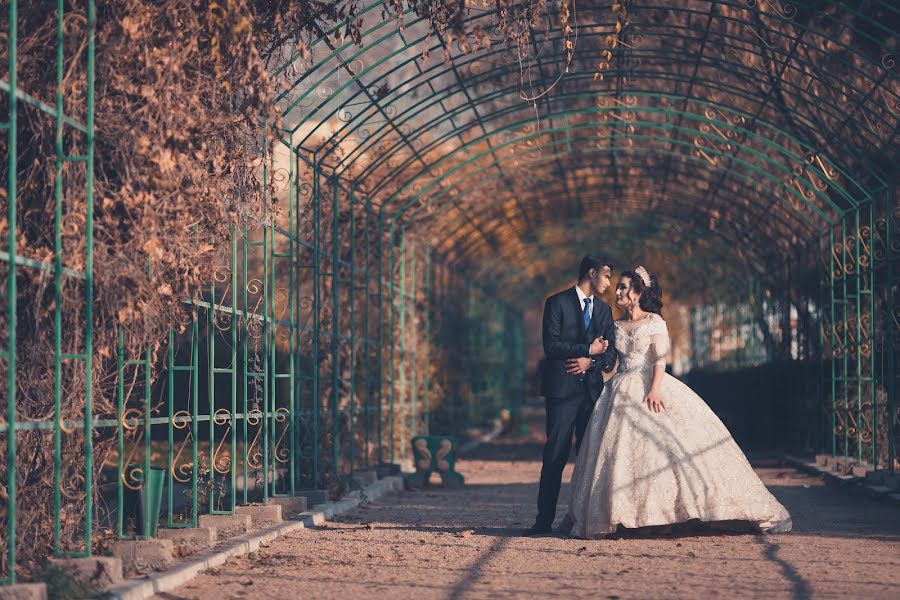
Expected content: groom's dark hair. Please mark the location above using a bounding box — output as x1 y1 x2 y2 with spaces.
578 255 613 281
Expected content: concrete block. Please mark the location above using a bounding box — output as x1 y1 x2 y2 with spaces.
198 513 252 538
110 539 175 576
0 584 47 600
49 557 123 589
815 454 831 467
156 527 217 554
296 489 328 507
235 504 282 528
266 496 308 516
851 464 872 478
353 470 378 487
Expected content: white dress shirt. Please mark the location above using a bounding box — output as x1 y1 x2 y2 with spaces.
575 284 594 320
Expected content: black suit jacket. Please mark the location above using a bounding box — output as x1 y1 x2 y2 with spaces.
540 287 617 400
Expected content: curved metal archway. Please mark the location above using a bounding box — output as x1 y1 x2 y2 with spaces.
270 0 897 473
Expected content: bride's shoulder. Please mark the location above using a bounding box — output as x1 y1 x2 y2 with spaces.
645 313 668 330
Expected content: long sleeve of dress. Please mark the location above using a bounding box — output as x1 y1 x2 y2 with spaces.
649 322 670 368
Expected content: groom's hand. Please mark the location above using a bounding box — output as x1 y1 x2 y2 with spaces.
566 357 592 375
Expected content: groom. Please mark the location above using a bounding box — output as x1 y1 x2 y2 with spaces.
526 255 617 535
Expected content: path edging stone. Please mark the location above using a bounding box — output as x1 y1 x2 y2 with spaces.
105 476 405 600
781 454 900 506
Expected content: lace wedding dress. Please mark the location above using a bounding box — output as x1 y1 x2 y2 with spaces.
567 313 792 539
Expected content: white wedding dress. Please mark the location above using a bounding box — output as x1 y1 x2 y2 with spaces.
567 313 792 539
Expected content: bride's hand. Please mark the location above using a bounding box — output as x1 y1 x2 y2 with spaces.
589 337 608 355
645 389 665 413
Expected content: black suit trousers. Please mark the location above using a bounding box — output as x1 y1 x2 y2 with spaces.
535 386 595 528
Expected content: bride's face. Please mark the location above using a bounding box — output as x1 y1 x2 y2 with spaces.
615 276 640 310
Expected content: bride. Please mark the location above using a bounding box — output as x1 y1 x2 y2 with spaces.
565 266 792 539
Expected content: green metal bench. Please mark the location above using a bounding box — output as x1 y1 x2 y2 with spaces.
405 435 465 489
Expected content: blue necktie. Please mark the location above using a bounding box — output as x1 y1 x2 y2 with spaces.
583 297 592 330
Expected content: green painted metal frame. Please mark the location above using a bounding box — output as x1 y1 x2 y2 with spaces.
2 0 898 583
824 190 898 469
269 0 896 476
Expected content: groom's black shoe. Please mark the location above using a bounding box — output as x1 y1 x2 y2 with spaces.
522 523 554 537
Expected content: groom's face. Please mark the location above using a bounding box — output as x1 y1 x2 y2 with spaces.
590 266 612 296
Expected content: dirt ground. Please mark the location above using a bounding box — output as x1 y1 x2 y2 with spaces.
155 422 900 600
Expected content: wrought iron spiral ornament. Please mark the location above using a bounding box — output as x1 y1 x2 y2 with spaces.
316 83 334 99
805 153 838 181
245 283 265 339
831 321 844 358
61 471 87 500
273 408 291 464
872 218 887 262
122 463 144 492
212 408 232 426
170 411 195 483
841 236 857 275
859 312 872 357
274 288 292 343
246 407 263 426
693 136 719 166
831 242 846 279
246 428 264 470
857 225 872 269
120 408 141 431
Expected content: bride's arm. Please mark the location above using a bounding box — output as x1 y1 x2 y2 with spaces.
645 364 666 413
645 321 670 413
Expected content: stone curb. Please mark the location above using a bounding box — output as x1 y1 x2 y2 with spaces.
105 475 405 600
780 454 900 506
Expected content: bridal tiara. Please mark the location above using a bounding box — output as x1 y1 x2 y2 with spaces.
635 265 652 288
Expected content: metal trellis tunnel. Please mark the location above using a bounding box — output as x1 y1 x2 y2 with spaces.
2 0 899 584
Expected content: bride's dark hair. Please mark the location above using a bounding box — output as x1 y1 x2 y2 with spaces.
621 268 664 314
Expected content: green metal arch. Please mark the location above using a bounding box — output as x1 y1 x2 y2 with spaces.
418 146 819 269
410 146 818 248
439 217 780 294
379 115 843 223
281 1 897 186
424 170 813 259
318 31 890 178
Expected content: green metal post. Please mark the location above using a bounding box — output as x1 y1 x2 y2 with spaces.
312 158 320 486
376 213 384 465
398 234 407 460
349 189 356 474
388 223 396 464
331 175 340 479
423 248 431 435
4 0 17 580
363 199 371 467
51 0 64 554
83 0 96 552
830 228 837 456
241 222 249 504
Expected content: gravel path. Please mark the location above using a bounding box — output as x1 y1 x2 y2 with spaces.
155 422 900 600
